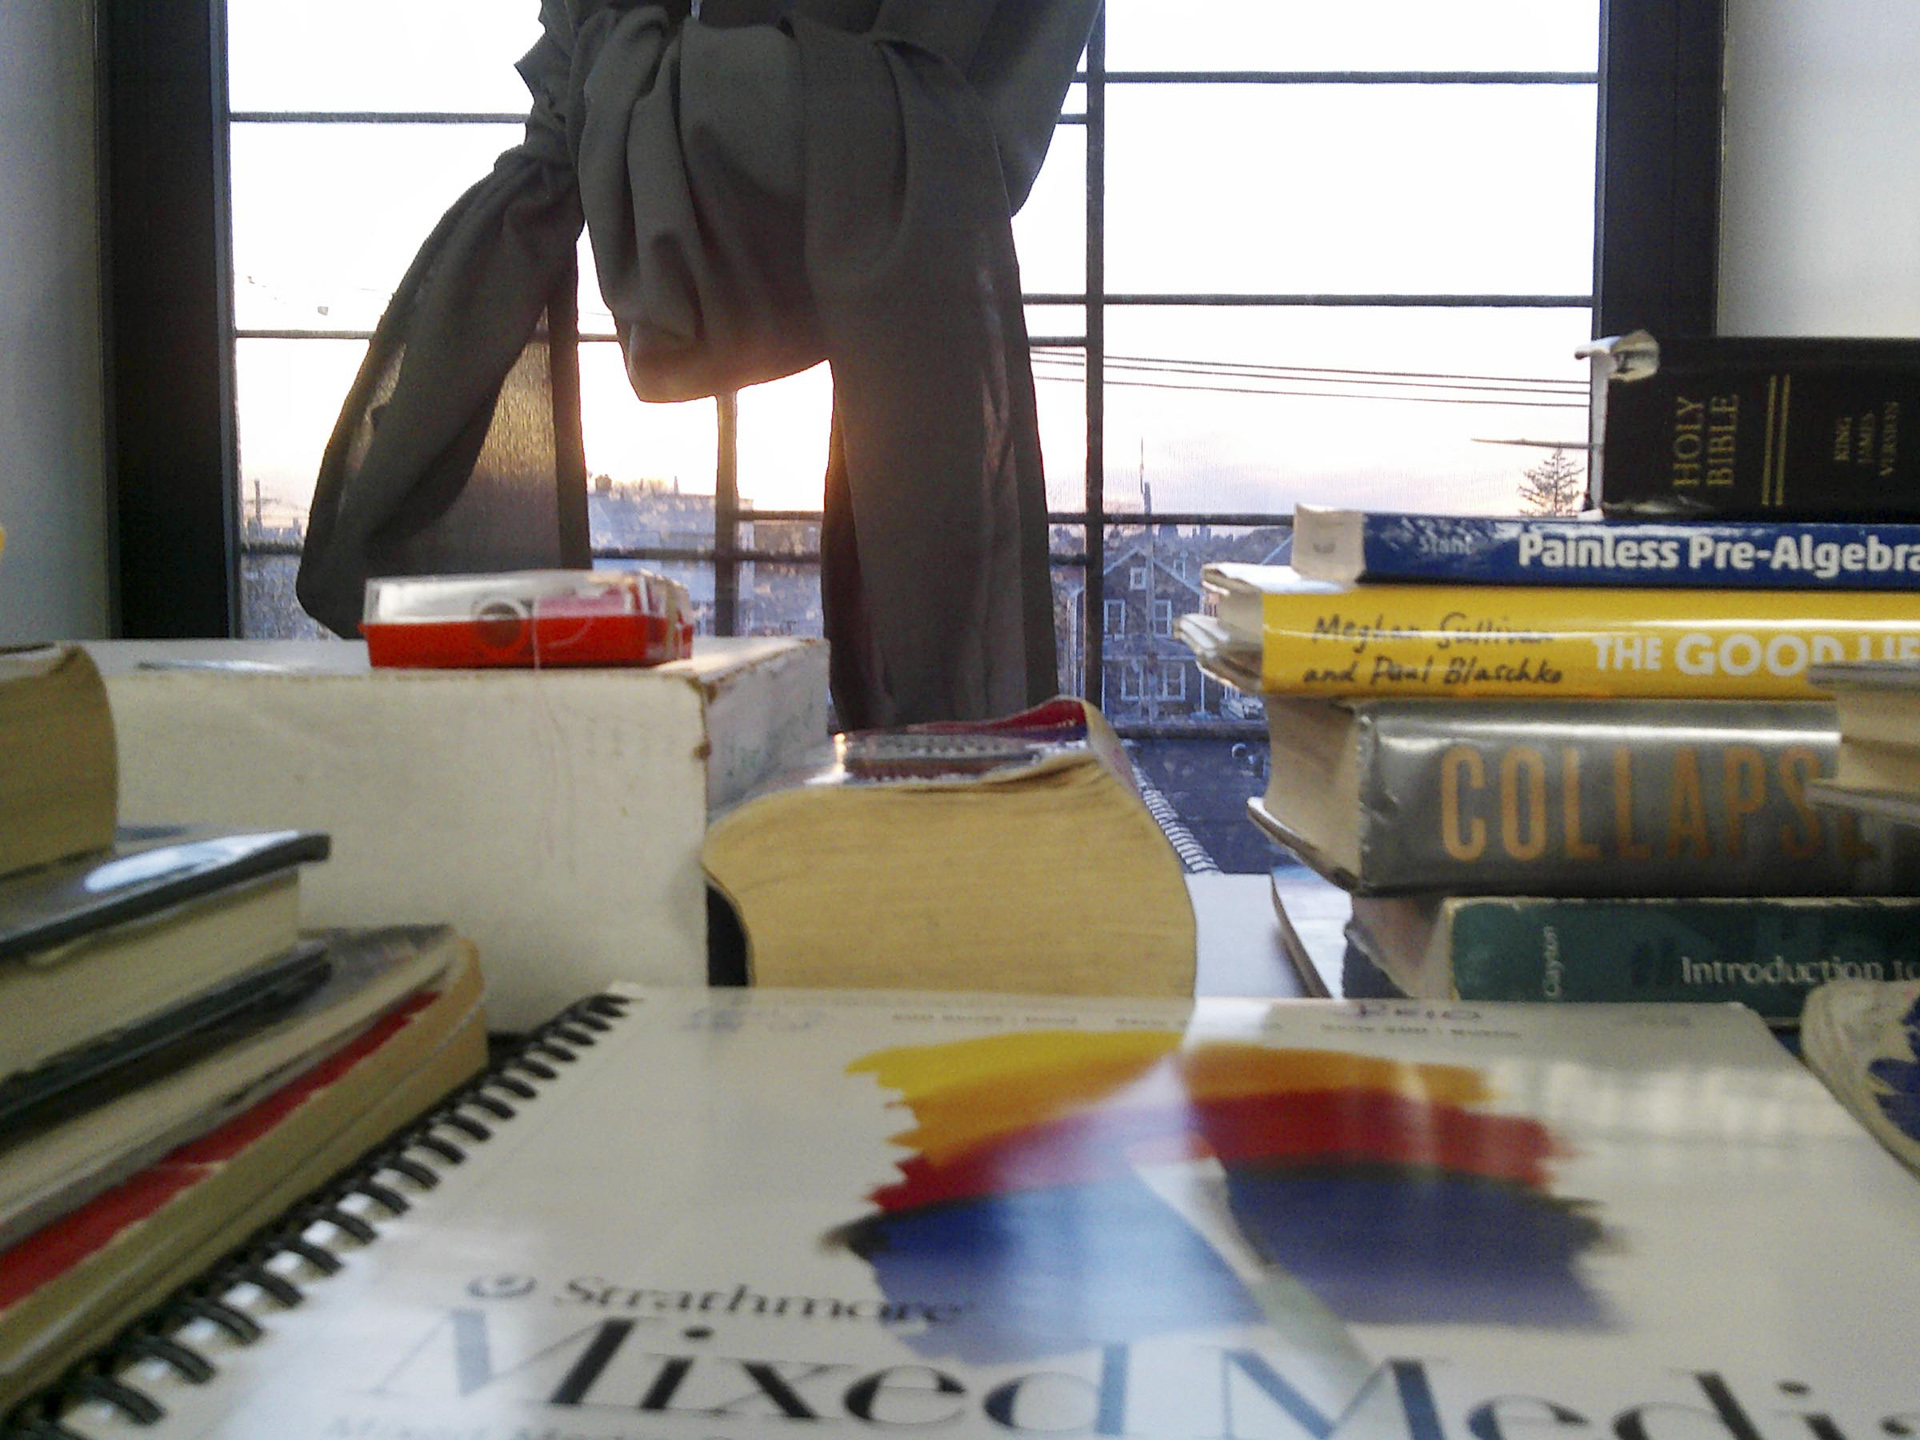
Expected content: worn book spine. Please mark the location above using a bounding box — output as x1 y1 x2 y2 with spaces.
1294 698 1920 895
1289 508 1920 590
1350 893 1920 1022
0 646 117 875
1597 334 1920 519
1242 581 1920 700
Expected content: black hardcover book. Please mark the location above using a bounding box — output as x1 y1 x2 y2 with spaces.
0 941 332 1142
1591 330 1920 519
0 925 460 1254
0 825 329 961
1339 938 1410 999
0 825 332 1087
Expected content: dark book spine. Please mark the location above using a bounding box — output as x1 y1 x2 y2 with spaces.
1337 940 1410 1000
1441 897 1920 1020
1599 339 1920 519
1351 699 1920 896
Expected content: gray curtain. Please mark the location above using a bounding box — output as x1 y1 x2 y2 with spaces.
298 0 1098 727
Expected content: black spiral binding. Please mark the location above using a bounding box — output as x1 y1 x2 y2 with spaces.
2 994 634 1440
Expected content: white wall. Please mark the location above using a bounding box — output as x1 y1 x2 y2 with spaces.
1719 0 1920 335
0 0 110 642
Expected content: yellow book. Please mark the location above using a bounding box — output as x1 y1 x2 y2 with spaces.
1181 562 1920 700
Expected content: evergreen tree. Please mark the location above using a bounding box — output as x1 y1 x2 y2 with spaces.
1518 447 1587 515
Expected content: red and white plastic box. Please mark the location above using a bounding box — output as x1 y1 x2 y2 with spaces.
361 570 695 669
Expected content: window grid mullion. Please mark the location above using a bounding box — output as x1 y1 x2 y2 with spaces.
714 390 740 636
1082 8 1107 708
222 19 1625 715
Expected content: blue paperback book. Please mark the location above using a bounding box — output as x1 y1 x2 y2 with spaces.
1290 504 1920 589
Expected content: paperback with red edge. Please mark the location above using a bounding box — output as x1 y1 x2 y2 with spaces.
362 570 695 669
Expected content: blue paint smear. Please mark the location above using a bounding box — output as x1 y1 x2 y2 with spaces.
1219 1166 1612 1329
1868 994 1920 1142
837 1174 1264 1365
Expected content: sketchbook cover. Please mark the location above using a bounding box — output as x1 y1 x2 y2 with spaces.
36 987 1920 1440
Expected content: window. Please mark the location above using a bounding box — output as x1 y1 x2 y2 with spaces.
1161 661 1187 701
105 2 1724 716
1103 598 1127 635
1152 598 1173 637
1129 564 1148 589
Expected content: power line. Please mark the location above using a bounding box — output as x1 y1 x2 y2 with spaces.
1033 372 1584 408
1034 348 1588 392
1029 362 1582 408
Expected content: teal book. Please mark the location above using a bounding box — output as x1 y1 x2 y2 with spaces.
1348 892 1920 1023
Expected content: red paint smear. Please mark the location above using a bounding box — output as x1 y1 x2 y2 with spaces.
0 998 426 1308
869 1088 1557 1214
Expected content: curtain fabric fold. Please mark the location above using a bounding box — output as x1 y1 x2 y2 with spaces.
297 0 1096 726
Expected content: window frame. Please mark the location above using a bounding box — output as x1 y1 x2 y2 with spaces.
98 1 1725 641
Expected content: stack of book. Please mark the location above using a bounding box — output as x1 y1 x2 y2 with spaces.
1180 333 1920 1027
0 646 490 1411
1807 657 1920 831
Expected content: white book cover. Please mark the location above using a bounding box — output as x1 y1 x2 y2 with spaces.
85 639 829 1028
32 987 1920 1440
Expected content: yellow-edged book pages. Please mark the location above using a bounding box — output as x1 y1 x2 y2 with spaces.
0 646 116 876
701 698 1196 996
1186 562 1920 700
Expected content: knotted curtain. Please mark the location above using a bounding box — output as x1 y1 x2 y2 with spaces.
297 0 1098 726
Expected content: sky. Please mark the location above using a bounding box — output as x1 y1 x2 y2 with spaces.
225 0 1602 528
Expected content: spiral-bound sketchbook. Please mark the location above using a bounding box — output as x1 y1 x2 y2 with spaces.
13 988 1920 1439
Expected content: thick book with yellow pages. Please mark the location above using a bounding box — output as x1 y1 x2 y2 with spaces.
10 987 1920 1439
1182 562 1920 700
0 646 116 876
701 698 1195 996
